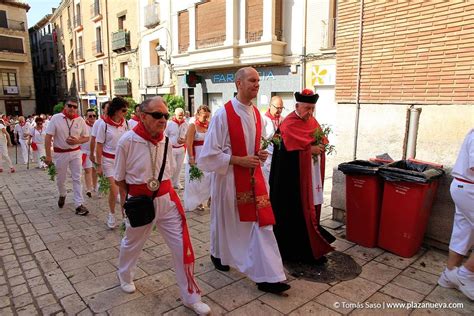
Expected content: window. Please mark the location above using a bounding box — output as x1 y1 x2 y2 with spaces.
98 64 104 87
0 36 24 53
118 15 126 30
120 62 128 77
1 71 18 87
96 26 102 53
0 10 7 28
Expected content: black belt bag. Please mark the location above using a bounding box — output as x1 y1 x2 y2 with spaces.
124 137 169 228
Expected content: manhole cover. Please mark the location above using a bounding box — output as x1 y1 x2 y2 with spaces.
284 251 361 283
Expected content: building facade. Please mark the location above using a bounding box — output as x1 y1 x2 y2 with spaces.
29 12 58 114
0 0 35 116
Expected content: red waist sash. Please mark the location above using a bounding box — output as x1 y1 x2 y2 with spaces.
54 146 80 153
102 151 115 159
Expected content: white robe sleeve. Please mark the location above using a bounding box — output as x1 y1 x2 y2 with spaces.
197 110 231 175
114 134 128 182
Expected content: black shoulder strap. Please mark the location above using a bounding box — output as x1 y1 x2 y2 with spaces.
152 136 169 198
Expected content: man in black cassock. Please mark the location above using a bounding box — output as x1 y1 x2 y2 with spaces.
269 89 335 264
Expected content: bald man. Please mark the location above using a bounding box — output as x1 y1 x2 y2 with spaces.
165 107 188 189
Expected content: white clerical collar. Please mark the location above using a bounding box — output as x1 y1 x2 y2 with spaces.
294 110 304 120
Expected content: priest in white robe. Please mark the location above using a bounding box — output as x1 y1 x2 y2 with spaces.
198 67 290 294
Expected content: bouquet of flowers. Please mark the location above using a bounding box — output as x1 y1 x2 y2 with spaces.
98 174 110 195
260 134 282 151
312 124 336 162
40 156 57 181
189 164 204 182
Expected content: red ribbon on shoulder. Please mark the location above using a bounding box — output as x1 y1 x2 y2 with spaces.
132 121 163 145
225 101 275 227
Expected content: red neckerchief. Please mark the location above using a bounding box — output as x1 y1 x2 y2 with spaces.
265 109 282 130
104 116 124 128
62 109 79 120
132 121 163 145
131 115 140 122
279 111 333 258
19 121 26 127
172 117 185 126
224 101 275 227
194 119 208 129
86 120 94 127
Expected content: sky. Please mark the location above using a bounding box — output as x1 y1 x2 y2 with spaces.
26 0 61 28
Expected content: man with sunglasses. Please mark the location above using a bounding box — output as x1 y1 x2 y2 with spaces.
114 97 211 315
262 96 286 184
44 97 90 216
198 67 290 294
165 107 188 190
81 109 98 197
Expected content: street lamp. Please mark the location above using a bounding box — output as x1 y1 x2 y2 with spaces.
155 44 173 73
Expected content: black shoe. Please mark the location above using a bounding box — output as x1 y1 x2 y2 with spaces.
313 256 328 266
257 282 291 294
210 255 230 271
58 196 66 208
75 205 89 216
86 191 92 198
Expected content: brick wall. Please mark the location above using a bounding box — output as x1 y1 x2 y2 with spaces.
246 0 263 42
336 0 474 104
178 10 189 53
196 0 226 49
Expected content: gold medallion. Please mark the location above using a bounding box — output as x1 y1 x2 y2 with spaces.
146 178 160 191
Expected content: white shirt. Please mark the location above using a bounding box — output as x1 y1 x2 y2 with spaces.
0 123 7 143
95 119 129 155
262 113 284 155
30 127 46 144
45 113 89 150
80 123 94 154
452 129 474 183
14 123 31 140
91 118 104 138
165 119 189 147
114 131 175 184
128 118 139 129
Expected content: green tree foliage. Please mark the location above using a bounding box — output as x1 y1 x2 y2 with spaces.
53 102 64 114
163 94 185 116
124 97 138 120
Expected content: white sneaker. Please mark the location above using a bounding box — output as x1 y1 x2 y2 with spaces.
438 268 457 288
117 273 136 293
441 267 474 300
184 301 211 315
107 213 117 228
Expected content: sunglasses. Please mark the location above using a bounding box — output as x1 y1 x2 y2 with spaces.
67 103 78 109
87 114 97 118
121 108 128 113
143 111 170 120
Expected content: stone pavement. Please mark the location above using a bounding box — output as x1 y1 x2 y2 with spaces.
0 162 472 315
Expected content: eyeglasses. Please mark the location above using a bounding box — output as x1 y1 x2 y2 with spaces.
87 114 97 118
143 111 170 120
67 103 78 109
271 104 285 111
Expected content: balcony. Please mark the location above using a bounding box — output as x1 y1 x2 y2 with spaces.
144 65 164 87
40 34 53 45
94 80 107 94
92 40 104 57
144 3 160 29
0 86 32 98
75 47 84 62
67 51 74 66
321 18 336 50
73 14 83 32
196 34 226 50
0 19 26 31
78 80 86 93
114 78 132 96
111 30 130 52
90 1 102 22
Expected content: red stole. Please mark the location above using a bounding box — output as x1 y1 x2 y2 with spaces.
132 121 163 145
104 116 124 128
172 117 185 126
224 101 275 227
265 109 282 130
280 111 333 258
62 109 79 120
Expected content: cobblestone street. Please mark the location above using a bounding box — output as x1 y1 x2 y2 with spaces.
0 161 472 315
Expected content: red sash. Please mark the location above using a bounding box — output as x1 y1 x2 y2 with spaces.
54 146 80 153
224 101 275 227
31 142 38 151
102 151 115 159
192 140 204 157
82 153 87 166
128 179 200 294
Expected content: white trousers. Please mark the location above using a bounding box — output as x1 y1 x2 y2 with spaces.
118 194 201 305
34 144 46 168
171 147 185 188
53 151 84 207
449 178 474 256
0 139 13 169
262 152 273 191
18 139 29 164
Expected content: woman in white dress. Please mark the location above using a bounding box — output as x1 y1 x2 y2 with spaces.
29 117 47 168
184 105 211 212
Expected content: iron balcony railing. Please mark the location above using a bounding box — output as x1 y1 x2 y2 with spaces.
144 65 164 87
144 3 160 28
111 30 130 52
1 85 32 97
114 78 132 96
92 40 103 55
90 0 101 18
196 34 226 49
1 19 26 31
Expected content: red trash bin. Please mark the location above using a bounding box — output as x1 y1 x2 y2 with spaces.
339 160 384 248
377 160 444 258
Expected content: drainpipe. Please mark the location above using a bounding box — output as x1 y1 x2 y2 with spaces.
405 105 422 159
105 0 113 106
300 0 307 90
352 0 364 160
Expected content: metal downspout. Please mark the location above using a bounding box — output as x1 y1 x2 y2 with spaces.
301 0 307 90
353 0 364 160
